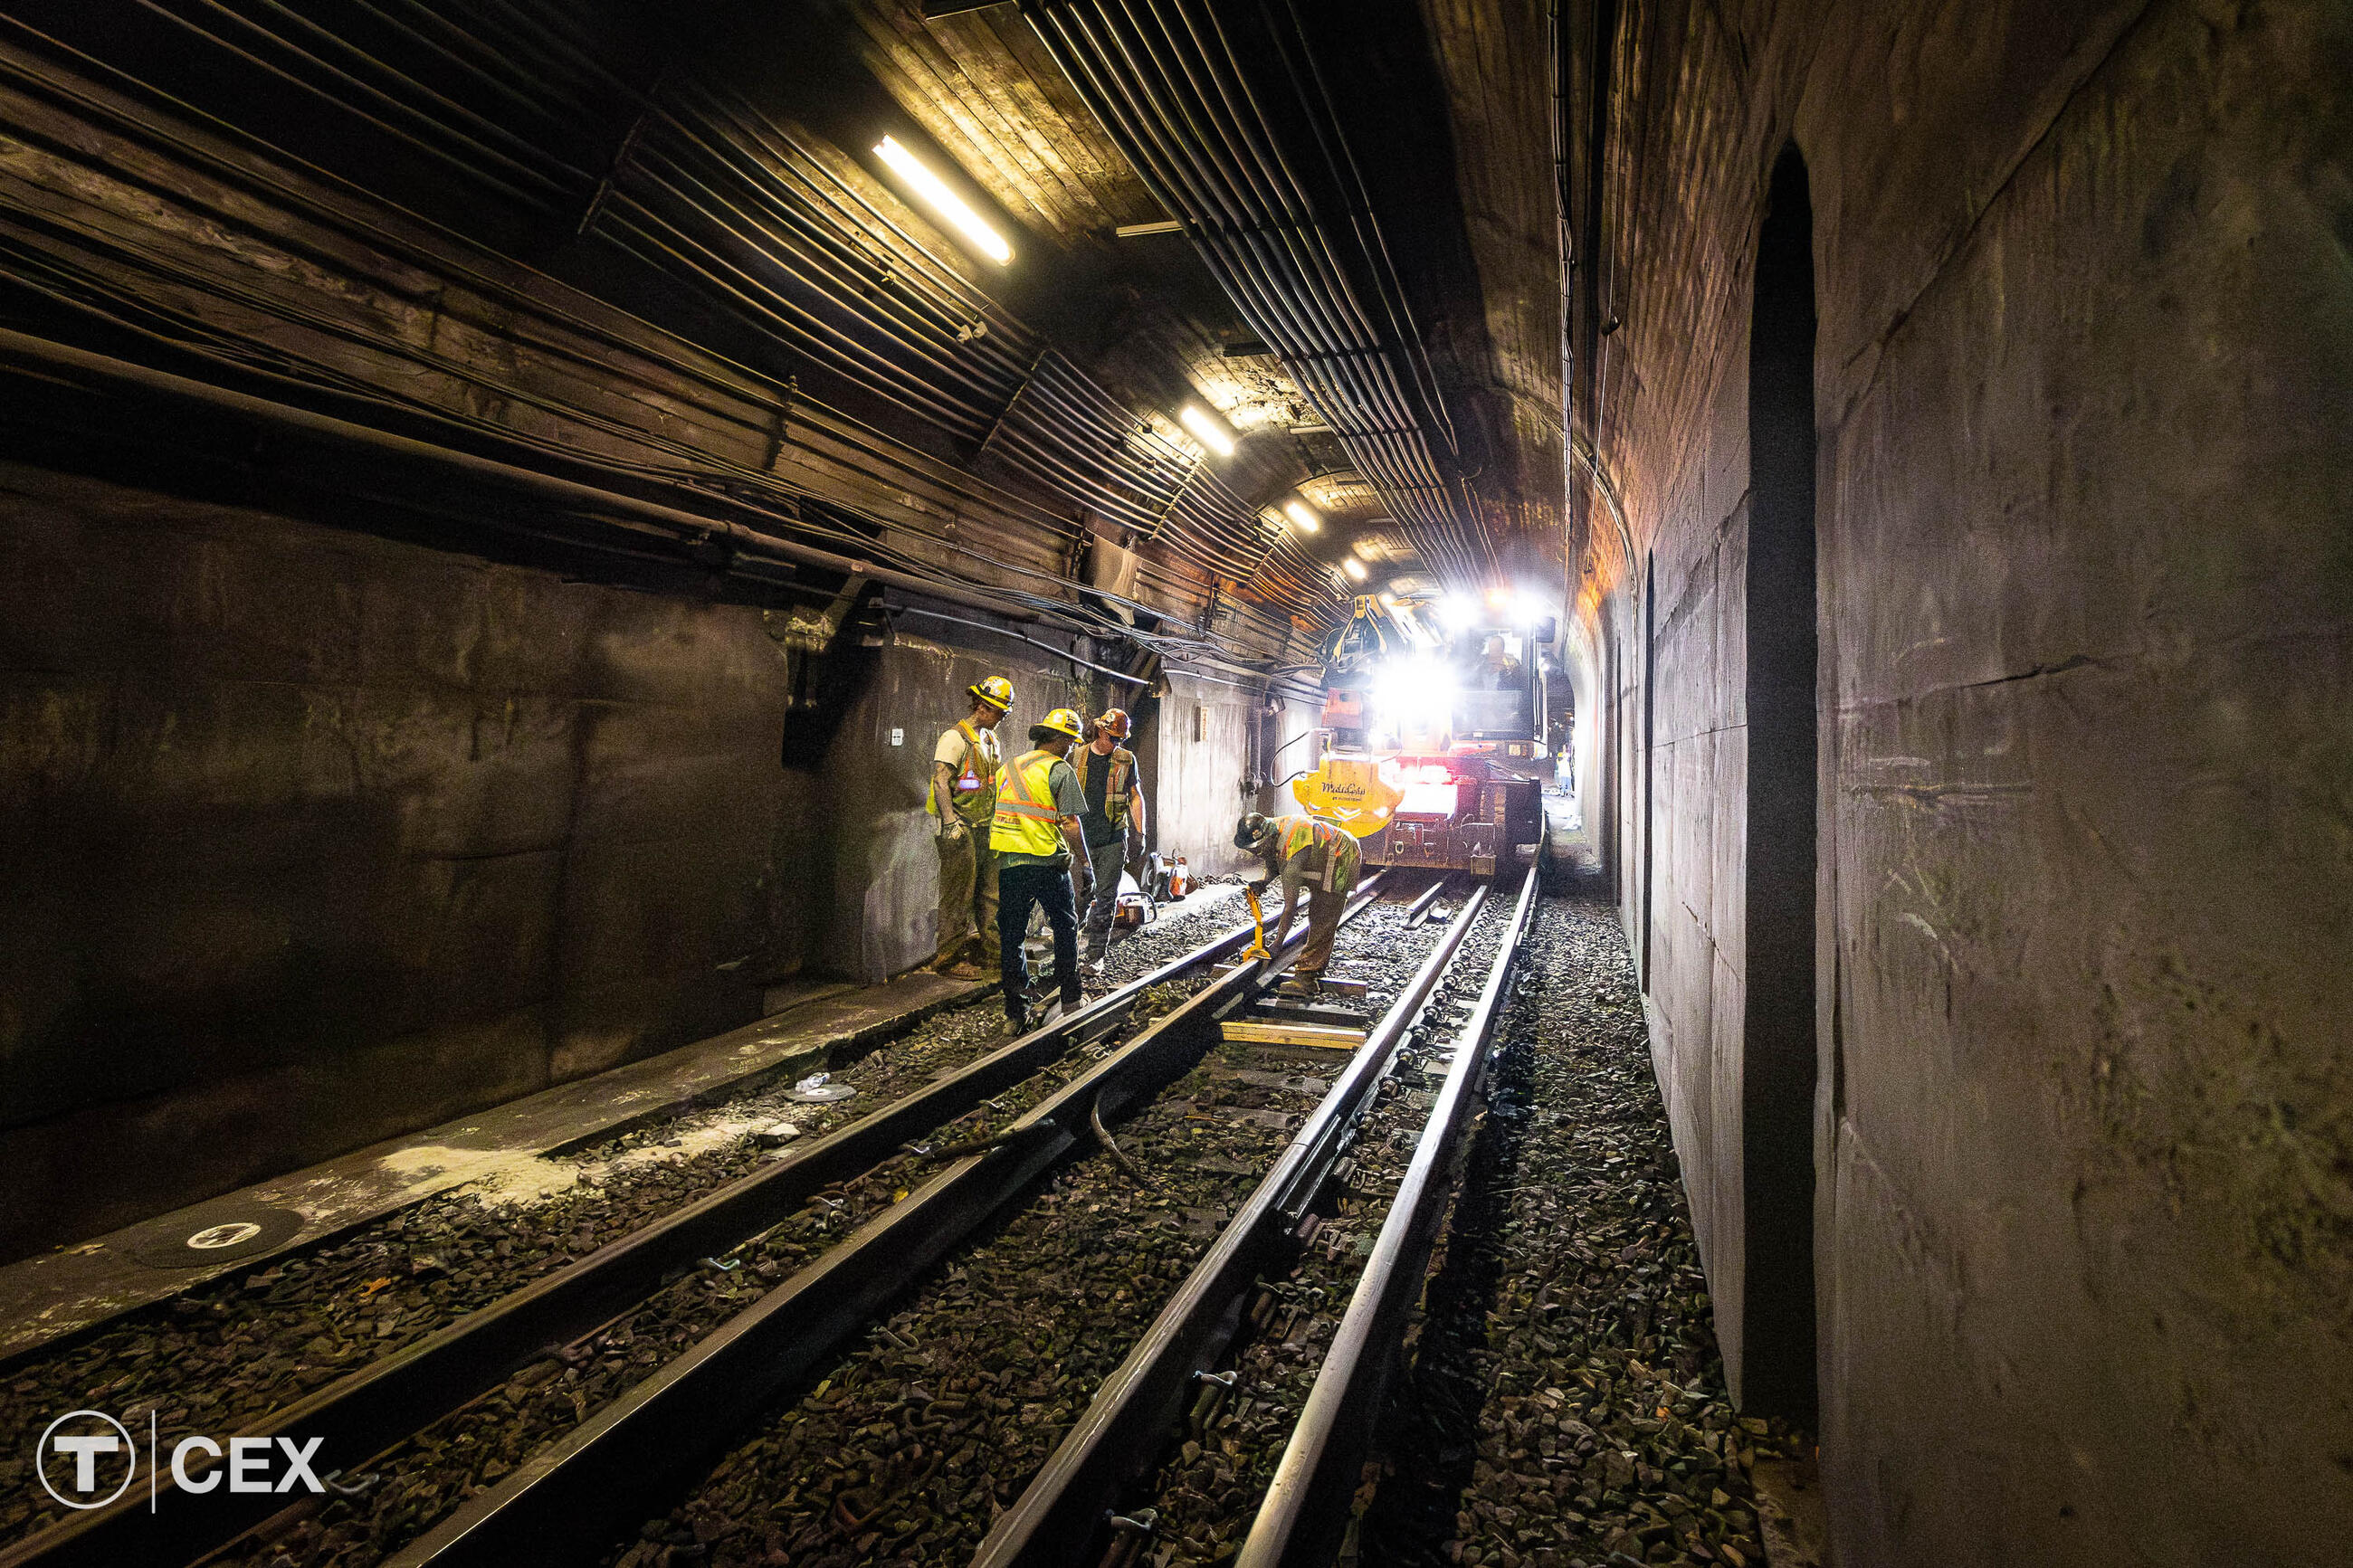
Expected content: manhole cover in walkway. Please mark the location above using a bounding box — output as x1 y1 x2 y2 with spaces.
126 1202 307 1269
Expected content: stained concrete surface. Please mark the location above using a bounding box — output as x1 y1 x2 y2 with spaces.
1578 0 2353 1562
0 468 809 1259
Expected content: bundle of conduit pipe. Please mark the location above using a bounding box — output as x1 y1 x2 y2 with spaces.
1019 0 1500 584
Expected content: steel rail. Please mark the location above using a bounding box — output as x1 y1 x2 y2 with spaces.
1237 863 1543 1568
1398 876 1453 926
368 879 1391 1568
0 895 1336 1568
969 880 1495 1567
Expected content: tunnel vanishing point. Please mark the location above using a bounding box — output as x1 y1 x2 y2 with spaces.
0 3 2344 1566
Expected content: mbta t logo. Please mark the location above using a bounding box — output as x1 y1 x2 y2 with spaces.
37 1411 327 1509
35 1412 137 1510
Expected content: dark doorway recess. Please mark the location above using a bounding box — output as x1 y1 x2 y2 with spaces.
1740 145 1820 1423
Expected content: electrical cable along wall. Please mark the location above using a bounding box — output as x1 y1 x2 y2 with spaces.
0 0 1346 675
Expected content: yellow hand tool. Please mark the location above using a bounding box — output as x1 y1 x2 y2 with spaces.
1239 880 1272 961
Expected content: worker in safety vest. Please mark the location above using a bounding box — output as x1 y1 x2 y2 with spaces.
929 676 1014 977
991 708 1091 1031
1234 811 1361 996
1072 708 1148 980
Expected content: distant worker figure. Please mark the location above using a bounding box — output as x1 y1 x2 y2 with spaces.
929 675 1013 978
1479 633 1525 690
1234 811 1362 996
992 707 1091 1031
1073 708 1148 981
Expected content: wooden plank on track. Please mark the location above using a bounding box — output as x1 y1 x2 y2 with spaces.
1220 1021 1368 1050
1252 1001 1371 1028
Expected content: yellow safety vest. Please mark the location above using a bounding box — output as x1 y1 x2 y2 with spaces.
989 749 1068 858
1276 814 1360 892
927 719 1000 823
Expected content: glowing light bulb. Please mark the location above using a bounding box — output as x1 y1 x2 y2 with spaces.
1177 404 1236 457
874 137 1012 264
1343 558 1368 581
1282 499 1320 533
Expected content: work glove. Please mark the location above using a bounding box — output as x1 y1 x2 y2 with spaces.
938 816 967 841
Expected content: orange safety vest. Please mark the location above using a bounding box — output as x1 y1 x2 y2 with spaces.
928 719 1001 823
1070 745 1137 829
989 749 1068 859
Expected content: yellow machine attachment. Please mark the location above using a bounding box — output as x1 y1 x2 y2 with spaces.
1290 755 1405 838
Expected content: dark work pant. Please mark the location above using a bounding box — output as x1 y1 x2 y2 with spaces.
1081 837 1128 959
998 860 1080 1012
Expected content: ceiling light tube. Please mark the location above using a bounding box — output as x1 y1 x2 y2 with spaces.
1177 404 1236 457
1282 499 1320 533
1343 557 1369 581
874 136 1011 264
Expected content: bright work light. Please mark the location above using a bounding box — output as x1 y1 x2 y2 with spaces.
874 137 1012 264
1178 404 1236 457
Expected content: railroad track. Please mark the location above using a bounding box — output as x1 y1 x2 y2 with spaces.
2 876 1441 1568
973 864 1542 1568
262 870 1530 1568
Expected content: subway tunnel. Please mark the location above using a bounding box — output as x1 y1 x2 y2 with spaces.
0 4 2342 1566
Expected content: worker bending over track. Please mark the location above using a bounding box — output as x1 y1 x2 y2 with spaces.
1234 811 1361 996
1072 707 1148 980
992 708 1091 1031
929 676 1013 978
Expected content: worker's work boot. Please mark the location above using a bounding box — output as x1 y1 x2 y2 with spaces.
1278 971 1322 998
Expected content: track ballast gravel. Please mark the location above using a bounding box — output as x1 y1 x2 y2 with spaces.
1354 894 1786 1568
0 889 1259 1549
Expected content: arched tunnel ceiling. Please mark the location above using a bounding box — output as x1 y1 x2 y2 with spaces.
0 0 1565 663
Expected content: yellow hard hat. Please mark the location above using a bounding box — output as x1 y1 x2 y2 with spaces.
968 675 1015 712
1037 707 1085 741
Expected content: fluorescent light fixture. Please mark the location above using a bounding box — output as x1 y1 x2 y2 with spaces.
1177 404 1235 457
874 136 1011 264
1282 499 1320 533
1343 557 1368 581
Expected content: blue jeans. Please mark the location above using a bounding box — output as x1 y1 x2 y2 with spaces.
997 860 1080 1014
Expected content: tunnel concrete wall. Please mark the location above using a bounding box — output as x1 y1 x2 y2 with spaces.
1149 671 1262 879
0 465 812 1260
817 626 1083 985
0 469 1266 1261
1591 0 2351 1561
